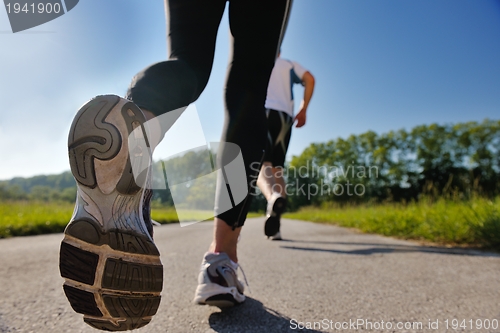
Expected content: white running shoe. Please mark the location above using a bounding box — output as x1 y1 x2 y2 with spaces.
59 95 163 331
270 231 282 241
194 252 245 308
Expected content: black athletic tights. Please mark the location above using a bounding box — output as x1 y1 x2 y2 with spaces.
126 0 292 227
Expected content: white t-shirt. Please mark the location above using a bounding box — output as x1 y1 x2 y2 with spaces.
265 57 308 117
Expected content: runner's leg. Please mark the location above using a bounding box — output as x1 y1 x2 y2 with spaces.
215 0 293 230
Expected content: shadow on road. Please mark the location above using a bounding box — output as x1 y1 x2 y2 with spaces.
277 239 499 258
0 313 11 333
208 297 326 333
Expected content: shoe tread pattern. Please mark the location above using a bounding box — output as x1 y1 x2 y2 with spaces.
65 219 159 255
59 239 162 331
84 316 150 331
59 242 98 285
63 285 103 317
68 95 122 188
80 295 160 331
103 258 163 292
103 294 161 318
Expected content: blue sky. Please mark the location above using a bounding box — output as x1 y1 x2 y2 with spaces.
1 0 499 180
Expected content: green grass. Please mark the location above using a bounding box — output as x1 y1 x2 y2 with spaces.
0 201 262 238
2 198 499 249
284 196 500 249
0 201 73 237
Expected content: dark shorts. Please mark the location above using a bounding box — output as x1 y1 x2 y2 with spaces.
264 109 293 168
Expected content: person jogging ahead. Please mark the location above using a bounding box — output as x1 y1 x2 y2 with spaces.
257 52 315 240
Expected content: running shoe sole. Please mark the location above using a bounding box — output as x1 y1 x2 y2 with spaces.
270 230 282 241
194 285 244 308
59 95 163 331
264 196 286 237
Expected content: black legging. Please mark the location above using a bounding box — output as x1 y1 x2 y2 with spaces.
126 0 292 227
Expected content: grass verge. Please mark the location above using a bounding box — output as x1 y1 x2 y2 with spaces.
284 196 500 249
0 201 262 238
0 201 73 238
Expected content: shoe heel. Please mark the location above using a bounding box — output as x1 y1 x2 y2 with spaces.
83 293 161 331
63 282 161 331
59 239 163 331
272 196 286 215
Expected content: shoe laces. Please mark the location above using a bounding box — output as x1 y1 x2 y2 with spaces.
236 262 251 294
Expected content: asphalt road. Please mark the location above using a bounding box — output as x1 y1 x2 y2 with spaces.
1 218 499 333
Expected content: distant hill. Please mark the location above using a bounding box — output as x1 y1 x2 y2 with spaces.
0 156 264 209
0 171 76 201
3 171 76 192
